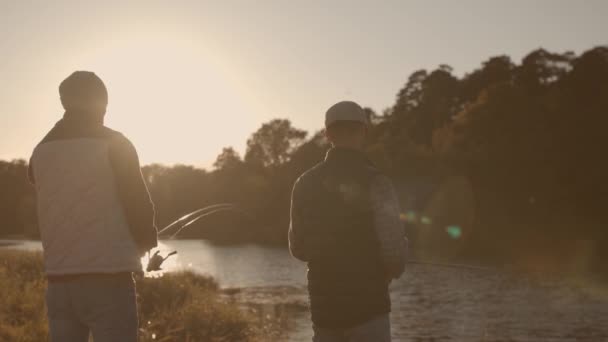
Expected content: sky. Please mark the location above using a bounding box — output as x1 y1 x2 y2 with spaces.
1 0 607 167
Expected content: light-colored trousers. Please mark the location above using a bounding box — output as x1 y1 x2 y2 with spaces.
46 273 138 342
313 314 391 342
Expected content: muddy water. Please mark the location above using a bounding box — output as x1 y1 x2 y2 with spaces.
4 239 608 341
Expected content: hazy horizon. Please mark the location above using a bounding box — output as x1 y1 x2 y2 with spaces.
1 0 607 167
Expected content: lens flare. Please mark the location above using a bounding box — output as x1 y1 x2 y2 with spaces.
446 225 462 239
400 211 418 223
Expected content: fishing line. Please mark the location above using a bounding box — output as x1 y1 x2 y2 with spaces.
168 206 249 239
405 259 494 272
157 203 235 235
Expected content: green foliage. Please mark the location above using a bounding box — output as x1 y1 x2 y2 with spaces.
0 160 37 238
0 251 47 342
0 250 262 342
213 147 243 171
245 119 308 167
138 272 254 342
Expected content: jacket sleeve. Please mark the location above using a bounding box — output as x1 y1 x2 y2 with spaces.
289 177 309 261
288 177 333 262
370 174 407 279
108 135 158 253
27 158 35 185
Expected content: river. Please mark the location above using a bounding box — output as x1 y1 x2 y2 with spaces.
3 239 608 341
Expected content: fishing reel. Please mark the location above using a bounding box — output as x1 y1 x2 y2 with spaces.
146 250 178 272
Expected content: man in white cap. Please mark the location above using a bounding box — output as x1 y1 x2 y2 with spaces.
289 101 406 341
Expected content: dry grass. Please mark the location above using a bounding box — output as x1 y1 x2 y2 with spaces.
0 250 264 342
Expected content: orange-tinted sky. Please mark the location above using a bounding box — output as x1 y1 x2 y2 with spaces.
1 1 607 167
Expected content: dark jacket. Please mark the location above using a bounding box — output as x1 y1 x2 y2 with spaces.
289 147 392 328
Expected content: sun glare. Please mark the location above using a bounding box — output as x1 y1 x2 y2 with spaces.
81 34 261 166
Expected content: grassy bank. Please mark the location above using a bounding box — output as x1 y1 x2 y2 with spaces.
0 249 272 342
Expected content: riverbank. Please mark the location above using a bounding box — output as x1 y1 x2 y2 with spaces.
0 249 284 342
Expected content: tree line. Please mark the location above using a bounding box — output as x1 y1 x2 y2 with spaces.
2 46 607 270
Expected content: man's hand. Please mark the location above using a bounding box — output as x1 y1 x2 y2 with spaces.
138 247 151 258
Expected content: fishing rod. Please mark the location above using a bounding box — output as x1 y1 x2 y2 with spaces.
167 206 247 239
147 204 248 271
157 203 236 235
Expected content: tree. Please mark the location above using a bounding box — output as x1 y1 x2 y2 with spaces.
0 160 36 237
460 55 514 103
213 147 242 171
244 119 307 167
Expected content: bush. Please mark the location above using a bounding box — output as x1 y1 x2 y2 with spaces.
138 272 255 341
0 250 259 342
0 250 47 342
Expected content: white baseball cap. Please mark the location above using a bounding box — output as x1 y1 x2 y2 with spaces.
325 101 368 128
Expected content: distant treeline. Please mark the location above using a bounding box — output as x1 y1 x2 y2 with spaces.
2 46 607 270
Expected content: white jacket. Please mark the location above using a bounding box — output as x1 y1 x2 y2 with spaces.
29 115 157 275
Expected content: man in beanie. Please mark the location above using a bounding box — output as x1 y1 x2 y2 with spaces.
289 101 407 341
28 71 157 342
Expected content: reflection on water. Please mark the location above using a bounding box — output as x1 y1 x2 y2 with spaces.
153 240 307 287
3 240 608 341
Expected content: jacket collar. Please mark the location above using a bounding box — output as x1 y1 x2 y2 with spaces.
60 111 104 128
324 147 371 166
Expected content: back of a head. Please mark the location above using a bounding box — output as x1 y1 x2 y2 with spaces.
325 101 368 147
325 101 367 128
59 71 108 114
